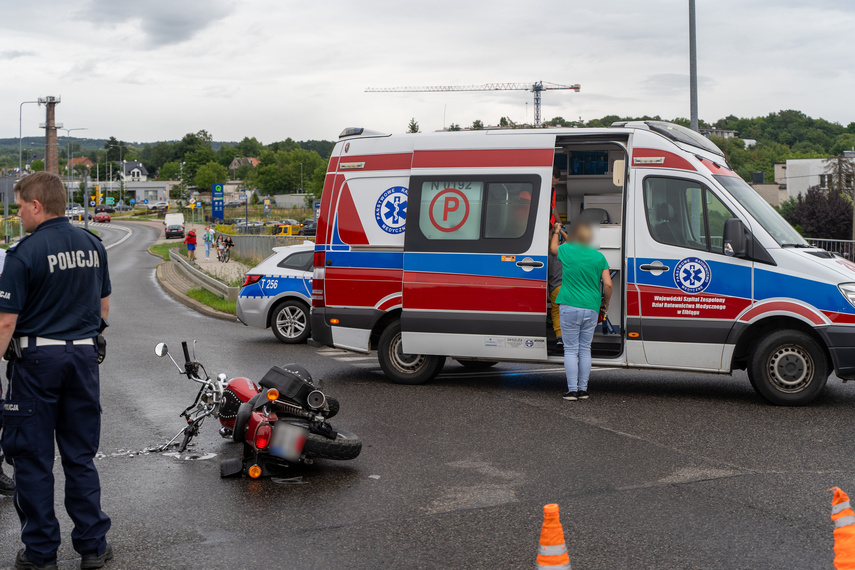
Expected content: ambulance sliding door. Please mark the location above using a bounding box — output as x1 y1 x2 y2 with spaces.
401 174 548 360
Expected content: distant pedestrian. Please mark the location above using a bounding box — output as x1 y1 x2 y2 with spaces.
184 228 197 261
550 221 612 402
202 225 214 260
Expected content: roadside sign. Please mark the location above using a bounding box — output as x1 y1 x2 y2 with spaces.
90 201 96 207
130 199 135 204
106 197 114 205
189 203 196 209
212 183 224 220
263 199 271 206
189 197 196 205
314 199 321 221
144 199 149 204
239 194 247 200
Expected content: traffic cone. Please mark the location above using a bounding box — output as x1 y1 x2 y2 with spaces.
830 487 855 569
536 503 571 569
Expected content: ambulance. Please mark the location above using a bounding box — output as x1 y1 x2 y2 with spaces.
310 121 855 405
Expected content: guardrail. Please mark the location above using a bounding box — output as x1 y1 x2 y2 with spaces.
215 232 314 264
169 248 240 302
807 238 855 260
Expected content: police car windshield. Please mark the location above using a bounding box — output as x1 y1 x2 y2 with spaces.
714 175 807 247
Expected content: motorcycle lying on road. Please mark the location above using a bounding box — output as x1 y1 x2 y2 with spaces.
153 340 362 478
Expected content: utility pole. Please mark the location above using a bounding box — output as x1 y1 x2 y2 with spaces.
689 0 699 132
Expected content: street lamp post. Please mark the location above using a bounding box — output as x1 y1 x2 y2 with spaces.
106 144 124 205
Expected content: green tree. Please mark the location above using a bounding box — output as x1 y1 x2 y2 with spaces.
448 123 461 131
175 130 213 158
471 120 484 130
407 118 420 133
250 192 260 205
236 136 264 157
104 137 126 162
267 138 300 152
182 148 218 183
158 161 181 180
194 161 229 191
30 159 44 172
217 143 240 168
235 163 254 180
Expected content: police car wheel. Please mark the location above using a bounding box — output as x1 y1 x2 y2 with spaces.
378 321 445 385
271 300 311 344
748 329 828 406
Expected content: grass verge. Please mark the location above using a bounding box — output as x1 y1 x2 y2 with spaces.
186 288 236 314
149 242 188 261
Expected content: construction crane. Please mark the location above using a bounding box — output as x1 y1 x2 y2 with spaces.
365 81 580 127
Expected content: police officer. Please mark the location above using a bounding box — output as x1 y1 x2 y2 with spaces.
0 172 112 569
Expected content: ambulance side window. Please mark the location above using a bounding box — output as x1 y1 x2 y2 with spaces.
406 175 541 254
643 177 734 254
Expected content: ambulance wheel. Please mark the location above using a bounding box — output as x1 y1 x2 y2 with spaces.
747 330 828 406
378 321 445 385
455 359 498 370
271 300 311 344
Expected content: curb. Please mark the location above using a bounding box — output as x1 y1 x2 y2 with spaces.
155 262 237 322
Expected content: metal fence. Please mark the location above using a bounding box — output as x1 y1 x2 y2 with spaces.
215 232 313 264
807 238 855 260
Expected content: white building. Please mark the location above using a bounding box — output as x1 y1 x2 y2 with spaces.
784 158 831 199
119 160 148 183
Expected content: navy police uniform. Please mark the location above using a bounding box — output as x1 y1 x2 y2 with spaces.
0 217 111 566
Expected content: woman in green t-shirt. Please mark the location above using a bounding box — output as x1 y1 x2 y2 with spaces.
549 221 613 401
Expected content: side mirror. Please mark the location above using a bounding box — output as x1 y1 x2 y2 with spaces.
723 218 747 257
154 343 168 357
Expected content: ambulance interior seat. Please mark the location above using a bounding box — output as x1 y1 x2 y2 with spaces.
578 207 610 225
652 202 680 244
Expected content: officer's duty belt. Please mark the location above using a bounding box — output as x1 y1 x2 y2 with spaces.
18 337 95 348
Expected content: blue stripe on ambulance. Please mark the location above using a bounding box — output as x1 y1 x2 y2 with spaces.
754 267 854 314
404 252 547 280
632 257 752 299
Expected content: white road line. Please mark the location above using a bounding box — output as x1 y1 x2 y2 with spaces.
105 224 133 250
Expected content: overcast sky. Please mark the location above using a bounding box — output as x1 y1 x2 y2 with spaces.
2 0 854 144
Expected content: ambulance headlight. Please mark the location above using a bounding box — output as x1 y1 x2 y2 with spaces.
838 283 855 308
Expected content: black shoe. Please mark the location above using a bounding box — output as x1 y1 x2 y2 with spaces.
563 391 578 401
556 338 564 350
14 549 57 570
578 390 589 400
0 464 13 495
80 544 113 569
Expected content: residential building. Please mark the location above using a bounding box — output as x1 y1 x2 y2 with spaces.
120 160 148 182
784 158 830 199
700 127 737 140
66 157 94 171
228 157 259 172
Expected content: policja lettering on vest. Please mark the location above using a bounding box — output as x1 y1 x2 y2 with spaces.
47 249 101 273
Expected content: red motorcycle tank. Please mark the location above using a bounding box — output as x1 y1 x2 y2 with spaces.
217 377 261 428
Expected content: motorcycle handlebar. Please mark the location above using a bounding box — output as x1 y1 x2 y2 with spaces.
181 341 191 366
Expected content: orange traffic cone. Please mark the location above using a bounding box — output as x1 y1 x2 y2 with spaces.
537 503 571 569
830 487 855 569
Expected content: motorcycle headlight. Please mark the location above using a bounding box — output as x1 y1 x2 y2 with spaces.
839 283 855 308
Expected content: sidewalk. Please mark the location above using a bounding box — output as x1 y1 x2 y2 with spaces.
149 222 251 320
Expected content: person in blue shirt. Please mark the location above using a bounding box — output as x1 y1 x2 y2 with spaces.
0 172 113 570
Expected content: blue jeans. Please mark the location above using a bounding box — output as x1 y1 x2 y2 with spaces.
559 305 598 392
204 240 211 258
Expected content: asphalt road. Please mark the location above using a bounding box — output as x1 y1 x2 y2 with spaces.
1 220 854 569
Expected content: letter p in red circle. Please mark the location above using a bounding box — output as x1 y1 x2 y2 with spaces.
429 189 470 233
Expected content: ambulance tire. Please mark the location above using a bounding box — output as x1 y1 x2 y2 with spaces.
378 321 445 385
747 329 828 406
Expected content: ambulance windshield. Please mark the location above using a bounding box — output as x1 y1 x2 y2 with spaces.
714 175 808 247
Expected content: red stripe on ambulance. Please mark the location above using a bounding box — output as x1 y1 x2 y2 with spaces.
336 153 412 171
412 149 554 169
738 301 828 326
632 148 696 171
404 272 544 313
325 268 403 308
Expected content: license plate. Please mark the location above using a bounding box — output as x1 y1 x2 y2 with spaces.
269 423 308 461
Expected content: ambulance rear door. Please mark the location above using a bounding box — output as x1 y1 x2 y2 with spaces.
400 137 555 360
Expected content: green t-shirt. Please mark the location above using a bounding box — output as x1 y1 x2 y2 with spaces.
555 242 609 312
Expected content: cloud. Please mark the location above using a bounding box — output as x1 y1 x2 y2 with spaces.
0 50 35 60
642 74 717 95
83 0 234 46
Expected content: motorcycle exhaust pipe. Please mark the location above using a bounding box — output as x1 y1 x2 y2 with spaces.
306 390 326 410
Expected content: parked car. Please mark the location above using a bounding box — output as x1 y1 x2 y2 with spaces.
280 218 300 226
299 219 317 236
95 205 115 214
147 201 169 211
224 200 242 208
114 202 133 212
93 212 111 223
165 224 184 239
236 242 314 343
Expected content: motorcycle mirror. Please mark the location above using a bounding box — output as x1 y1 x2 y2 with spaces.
155 343 168 357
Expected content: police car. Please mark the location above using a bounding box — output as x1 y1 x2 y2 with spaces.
236 241 313 343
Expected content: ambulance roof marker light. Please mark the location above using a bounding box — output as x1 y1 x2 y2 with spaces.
339 127 391 139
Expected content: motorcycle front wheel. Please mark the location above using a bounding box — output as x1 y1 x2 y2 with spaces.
303 429 362 460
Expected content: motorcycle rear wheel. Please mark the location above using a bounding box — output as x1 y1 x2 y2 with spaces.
303 429 362 460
